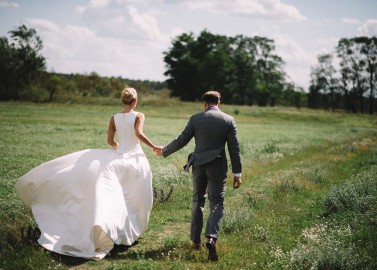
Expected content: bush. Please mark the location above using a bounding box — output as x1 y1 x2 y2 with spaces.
289 223 358 270
268 223 363 270
324 167 377 214
263 141 280 154
267 165 377 270
153 165 192 187
222 199 253 234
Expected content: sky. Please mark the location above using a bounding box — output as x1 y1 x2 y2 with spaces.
1 0 377 90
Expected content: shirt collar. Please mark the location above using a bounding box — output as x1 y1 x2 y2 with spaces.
206 105 220 111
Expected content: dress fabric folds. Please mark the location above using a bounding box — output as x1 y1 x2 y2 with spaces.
16 112 153 260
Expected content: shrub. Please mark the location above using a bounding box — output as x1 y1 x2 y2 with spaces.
153 185 174 204
153 165 191 187
324 167 377 214
263 141 279 154
289 223 358 270
222 201 253 234
268 223 360 270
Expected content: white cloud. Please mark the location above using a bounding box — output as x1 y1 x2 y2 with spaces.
274 35 315 65
89 0 111 8
358 19 377 36
0 0 18 8
77 2 164 42
26 18 166 81
76 0 111 12
341 17 361 25
115 0 144 4
26 19 60 32
170 0 306 21
76 0 143 13
315 37 339 52
128 6 163 41
273 35 316 87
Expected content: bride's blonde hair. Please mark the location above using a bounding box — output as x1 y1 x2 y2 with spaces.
121 87 137 105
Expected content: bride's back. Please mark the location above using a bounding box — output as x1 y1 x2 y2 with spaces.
114 112 142 154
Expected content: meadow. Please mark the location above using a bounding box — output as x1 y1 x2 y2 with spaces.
0 97 376 269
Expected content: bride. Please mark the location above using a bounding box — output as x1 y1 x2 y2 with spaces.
16 87 158 260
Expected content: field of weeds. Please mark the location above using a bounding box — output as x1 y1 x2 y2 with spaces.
0 101 376 269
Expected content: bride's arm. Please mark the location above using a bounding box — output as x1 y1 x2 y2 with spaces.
135 113 156 149
107 116 119 148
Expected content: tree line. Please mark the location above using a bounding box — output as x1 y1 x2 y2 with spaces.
1 25 376 113
163 30 306 107
0 25 166 103
309 36 377 114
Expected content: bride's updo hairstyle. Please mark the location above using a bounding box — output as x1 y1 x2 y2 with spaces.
121 87 137 105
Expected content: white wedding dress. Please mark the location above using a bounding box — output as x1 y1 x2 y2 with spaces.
16 112 153 260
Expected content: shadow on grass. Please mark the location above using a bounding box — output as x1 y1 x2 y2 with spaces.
50 241 210 266
51 253 89 267
49 241 140 266
10 226 208 266
109 241 209 264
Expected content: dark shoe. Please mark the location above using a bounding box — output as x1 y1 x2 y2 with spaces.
192 241 202 250
206 238 218 261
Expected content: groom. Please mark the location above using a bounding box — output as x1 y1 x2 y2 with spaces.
155 91 242 261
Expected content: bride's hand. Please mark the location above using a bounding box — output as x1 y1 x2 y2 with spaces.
152 146 163 157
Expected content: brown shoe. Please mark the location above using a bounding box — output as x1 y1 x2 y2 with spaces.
206 238 218 261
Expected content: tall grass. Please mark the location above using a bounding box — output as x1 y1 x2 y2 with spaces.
268 165 377 270
0 100 376 269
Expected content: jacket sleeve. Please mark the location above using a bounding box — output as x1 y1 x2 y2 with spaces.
227 118 242 174
163 116 194 157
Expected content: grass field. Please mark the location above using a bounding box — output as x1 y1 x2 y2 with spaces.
0 98 377 269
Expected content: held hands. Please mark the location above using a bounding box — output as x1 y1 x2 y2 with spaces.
152 146 163 157
233 176 242 189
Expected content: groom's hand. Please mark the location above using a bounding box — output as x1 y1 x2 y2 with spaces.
233 176 242 189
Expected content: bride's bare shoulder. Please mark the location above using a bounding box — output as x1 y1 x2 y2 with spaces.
135 112 145 119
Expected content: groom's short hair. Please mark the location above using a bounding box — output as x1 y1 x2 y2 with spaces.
203 91 221 105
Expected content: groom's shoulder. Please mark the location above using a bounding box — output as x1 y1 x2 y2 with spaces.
215 110 234 122
191 110 205 119
193 109 234 122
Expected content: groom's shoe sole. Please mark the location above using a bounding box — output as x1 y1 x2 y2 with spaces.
206 239 218 261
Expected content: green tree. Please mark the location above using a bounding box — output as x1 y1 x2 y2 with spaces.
308 36 377 114
253 36 285 106
46 74 62 101
336 38 354 112
164 32 199 101
309 54 338 111
230 35 257 105
336 38 368 113
0 24 45 100
94 78 111 97
353 36 377 114
193 31 234 101
282 83 306 108
164 30 289 105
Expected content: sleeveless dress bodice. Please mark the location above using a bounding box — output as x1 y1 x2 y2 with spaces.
114 112 142 154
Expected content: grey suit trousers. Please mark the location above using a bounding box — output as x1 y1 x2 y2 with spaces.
190 155 228 243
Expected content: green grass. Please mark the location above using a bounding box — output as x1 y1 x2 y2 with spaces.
0 100 377 269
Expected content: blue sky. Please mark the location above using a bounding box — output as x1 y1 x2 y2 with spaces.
1 0 376 90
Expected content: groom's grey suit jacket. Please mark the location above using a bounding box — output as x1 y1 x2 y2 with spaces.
162 106 242 174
